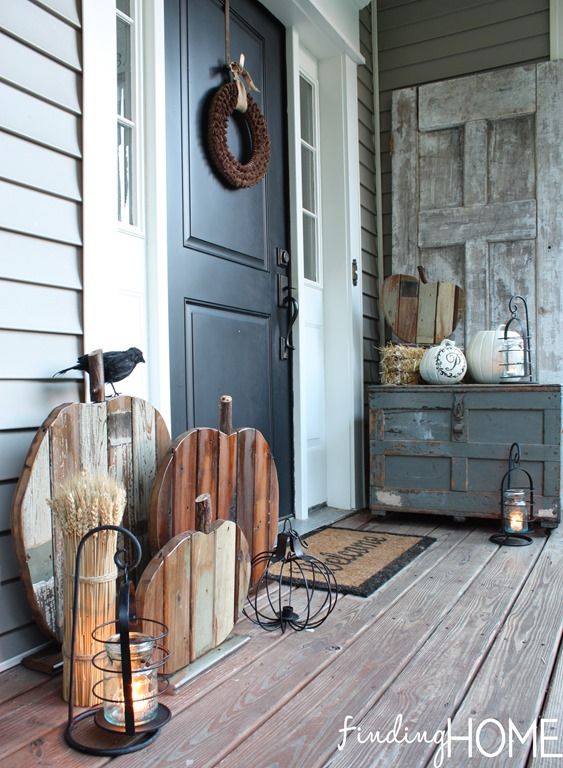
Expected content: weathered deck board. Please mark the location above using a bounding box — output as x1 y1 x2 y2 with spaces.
325 536 546 767
437 527 563 767
214 529 498 768
1 516 562 768
107 527 474 768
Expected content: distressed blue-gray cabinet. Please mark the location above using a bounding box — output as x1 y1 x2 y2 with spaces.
368 384 561 528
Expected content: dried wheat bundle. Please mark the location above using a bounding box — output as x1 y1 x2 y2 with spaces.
379 344 425 385
49 473 126 706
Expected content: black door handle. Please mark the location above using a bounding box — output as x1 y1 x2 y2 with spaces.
284 294 299 351
279 287 298 360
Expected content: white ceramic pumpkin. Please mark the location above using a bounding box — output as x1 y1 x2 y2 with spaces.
419 339 467 384
466 325 521 383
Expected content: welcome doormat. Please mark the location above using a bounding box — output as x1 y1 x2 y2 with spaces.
295 526 435 598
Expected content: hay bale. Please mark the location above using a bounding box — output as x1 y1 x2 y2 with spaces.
380 344 425 385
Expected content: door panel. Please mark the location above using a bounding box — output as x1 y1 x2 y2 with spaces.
166 0 293 515
392 64 541 358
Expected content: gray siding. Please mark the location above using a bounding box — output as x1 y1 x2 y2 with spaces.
378 0 550 277
0 0 82 668
358 3 380 385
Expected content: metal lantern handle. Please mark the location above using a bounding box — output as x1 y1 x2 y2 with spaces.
65 525 142 738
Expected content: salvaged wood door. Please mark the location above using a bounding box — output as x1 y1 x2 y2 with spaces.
392 62 563 381
165 0 293 516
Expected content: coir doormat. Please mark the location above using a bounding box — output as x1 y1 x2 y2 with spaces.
296 526 435 598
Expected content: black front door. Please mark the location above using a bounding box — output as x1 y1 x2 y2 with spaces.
165 0 293 516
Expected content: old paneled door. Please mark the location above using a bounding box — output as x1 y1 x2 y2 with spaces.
165 0 293 515
392 62 563 381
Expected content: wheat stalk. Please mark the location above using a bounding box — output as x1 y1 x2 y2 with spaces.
49 473 126 706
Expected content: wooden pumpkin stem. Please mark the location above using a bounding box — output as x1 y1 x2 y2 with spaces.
196 492 212 533
219 394 234 435
88 349 105 403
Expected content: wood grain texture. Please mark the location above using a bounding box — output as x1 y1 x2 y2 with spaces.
11 397 170 641
6 512 563 768
536 61 563 383
391 87 418 270
136 521 250 675
418 64 536 130
115 528 477 768
442 527 563 767
149 427 278 586
383 272 463 343
327 536 544 768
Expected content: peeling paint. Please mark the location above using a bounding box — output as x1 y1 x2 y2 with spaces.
375 490 403 507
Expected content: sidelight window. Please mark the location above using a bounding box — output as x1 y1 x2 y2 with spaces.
116 0 142 228
299 74 321 284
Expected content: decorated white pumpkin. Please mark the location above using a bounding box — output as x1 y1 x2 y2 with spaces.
466 325 521 383
419 339 467 384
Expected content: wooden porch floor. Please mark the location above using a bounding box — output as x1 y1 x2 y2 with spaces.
1 511 562 767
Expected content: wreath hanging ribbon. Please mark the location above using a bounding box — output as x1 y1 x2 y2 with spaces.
206 1 271 188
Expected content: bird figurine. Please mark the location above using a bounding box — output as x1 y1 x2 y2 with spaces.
54 347 145 397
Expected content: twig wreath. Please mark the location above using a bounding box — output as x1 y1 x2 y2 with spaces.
207 2 271 189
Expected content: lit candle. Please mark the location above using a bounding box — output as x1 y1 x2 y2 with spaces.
503 489 528 535
103 632 159 728
508 510 524 533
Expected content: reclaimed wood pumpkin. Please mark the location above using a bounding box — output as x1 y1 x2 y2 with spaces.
419 339 467 384
11 397 170 641
383 267 464 344
136 520 250 675
149 427 278 586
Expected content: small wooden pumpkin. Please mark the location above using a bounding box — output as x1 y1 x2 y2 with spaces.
419 339 467 384
466 325 520 383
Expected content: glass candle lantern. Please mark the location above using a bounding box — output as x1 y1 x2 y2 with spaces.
502 335 525 379
503 489 528 534
491 443 533 547
103 632 159 728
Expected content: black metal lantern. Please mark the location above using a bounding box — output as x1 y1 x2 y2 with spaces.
245 520 338 632
65 525 171 756
490 443 533 547
500 295 533 382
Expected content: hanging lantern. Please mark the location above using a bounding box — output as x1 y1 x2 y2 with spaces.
490 443 533 547
245 520 338 632
500 295 533 382
65 525 171 756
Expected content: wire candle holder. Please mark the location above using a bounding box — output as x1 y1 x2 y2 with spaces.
65 525 171 756
245 519 338 632
500 295 533 382
490 443 534 547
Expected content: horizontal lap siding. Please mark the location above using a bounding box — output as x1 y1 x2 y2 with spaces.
0 0 83 669
377 0 550 278
359 4 380 386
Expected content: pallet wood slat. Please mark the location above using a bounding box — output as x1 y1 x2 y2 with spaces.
383 272 463 343
11 396 170 641
149 427 278 585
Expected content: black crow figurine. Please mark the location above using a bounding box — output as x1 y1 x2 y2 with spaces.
54 347 145 396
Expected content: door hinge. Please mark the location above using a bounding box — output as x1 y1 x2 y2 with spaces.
352 258 359 287
389 135 394 155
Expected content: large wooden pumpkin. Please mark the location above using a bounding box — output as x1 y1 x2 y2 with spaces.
149 427 278 586
11 397 170 641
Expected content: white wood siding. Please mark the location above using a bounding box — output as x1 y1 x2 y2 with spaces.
377 0 550 278
0 0 83 669
358 4 379 385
